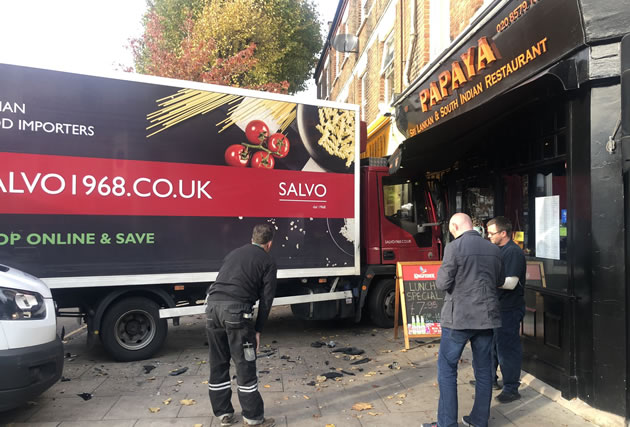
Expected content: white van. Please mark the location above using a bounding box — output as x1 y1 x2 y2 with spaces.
0 264 63 411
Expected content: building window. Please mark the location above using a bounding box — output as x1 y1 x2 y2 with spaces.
381 32 394 72
384 64 395 105
361 73 367 120
360 0 369 26
429 0 451 60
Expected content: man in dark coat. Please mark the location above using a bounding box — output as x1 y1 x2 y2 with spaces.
424 213 504 427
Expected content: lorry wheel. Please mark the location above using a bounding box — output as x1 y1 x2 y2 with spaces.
101 297 167 362
368 279 397 328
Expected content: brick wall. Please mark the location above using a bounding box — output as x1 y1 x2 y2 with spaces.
450 0 484 40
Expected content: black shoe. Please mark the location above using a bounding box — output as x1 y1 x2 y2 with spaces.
496 391 521 403
462 415 477 426
469 379 503 390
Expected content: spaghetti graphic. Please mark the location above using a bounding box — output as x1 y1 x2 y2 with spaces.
146 89 296 137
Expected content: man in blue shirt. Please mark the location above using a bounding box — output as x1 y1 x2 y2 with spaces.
487 216 526 404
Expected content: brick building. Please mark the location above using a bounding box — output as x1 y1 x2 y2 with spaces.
314 0 493 158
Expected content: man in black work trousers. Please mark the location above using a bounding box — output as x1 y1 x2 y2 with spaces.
206 223 277 427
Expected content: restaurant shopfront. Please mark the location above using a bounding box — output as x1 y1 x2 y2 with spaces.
391 0 630 418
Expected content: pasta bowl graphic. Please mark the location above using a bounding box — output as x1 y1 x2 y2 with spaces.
296 104 355 173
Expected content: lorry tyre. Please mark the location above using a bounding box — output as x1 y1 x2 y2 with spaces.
368 279 397 328
101 297 167 362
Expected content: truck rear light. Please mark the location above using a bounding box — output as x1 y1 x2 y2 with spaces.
318 278 327 284
0 287 46 320
174 285 185 291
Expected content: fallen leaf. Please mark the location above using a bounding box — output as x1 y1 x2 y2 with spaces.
325 424 335 427
400 349 408 352
180 399 196 406
397 393 407 399
194 424 203 427
163 397 172 405
264 385 271 388
316 375 327 383
201 380 208 384
352 402 374 411
146 376 156 381
386 395 394 399
395 400 404 405
177 380 184 385
368 412 383 416
303 395 310 400
380 350 392 353
148 407 160 413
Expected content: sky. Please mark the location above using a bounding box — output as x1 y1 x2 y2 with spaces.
0 0 337 94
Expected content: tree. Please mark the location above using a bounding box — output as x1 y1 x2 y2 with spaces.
131 0 323 93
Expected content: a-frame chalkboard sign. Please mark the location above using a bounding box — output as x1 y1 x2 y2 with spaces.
394 261 444 349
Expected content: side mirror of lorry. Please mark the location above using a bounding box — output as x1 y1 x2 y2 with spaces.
417 222 442 233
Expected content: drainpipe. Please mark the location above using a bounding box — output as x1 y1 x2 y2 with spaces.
404 0 417 87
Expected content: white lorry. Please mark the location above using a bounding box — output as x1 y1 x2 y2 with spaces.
0 63 441 362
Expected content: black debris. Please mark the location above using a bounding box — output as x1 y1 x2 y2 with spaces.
272 340 278 344
327 341 336 348
350 358 371 365
77 393 92 401
320 372 343 379
143 365 156 374
332 347 364 355
60 377 71 382
388 362 400 369
259 370 270 374
340 370 355 376
280 355 297 363
306 381 316 386
310 341 326 348
358 368 364 372
324 361 329 366
169 367 189 376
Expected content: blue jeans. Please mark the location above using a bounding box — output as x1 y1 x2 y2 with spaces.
494 308 524 394
438 327 494 427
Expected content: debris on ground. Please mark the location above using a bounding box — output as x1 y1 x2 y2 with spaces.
350 358 371 365
60 377 71 382
327 341 336 348
180 399 196 406
77 393 92 401
169 367 189 376
388 362 400 370
148 407 160 413
306 381 316 386
163 398 172 405
351 402 374 411
332 347 365 355
320 372 343 379
143 365 156 374
340 370 355 376
310 341 326 348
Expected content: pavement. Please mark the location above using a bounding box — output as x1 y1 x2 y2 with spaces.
1 306 604 427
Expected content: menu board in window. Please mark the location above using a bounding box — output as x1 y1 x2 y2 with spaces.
394 261 444 350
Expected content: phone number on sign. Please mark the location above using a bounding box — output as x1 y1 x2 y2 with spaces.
1 172 212 199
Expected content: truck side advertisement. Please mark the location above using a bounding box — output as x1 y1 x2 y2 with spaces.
0 64 359 284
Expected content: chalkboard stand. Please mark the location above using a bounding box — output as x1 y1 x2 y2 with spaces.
394 261 443 350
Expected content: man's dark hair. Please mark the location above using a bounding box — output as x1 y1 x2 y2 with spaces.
487 216 512 236
252 223 274 244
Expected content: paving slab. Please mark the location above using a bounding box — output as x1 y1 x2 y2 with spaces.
27 396 118 422
133 417 214 427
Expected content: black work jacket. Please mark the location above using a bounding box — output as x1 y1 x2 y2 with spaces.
436 230 503 330
207 244 277 333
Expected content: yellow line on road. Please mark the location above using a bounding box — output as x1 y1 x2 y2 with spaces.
64 324 87 339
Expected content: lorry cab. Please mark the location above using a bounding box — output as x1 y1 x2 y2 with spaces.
0 264 64 412
358 158 444 327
